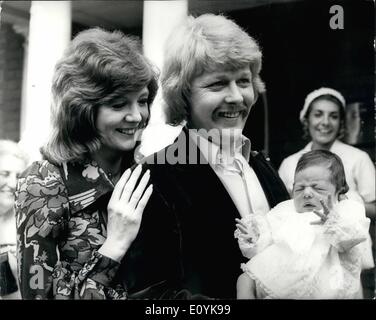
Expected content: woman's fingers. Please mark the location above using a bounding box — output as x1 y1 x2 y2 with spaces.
120 164 143 202
110 168 131 202
135 184 153 214
129 170 151 206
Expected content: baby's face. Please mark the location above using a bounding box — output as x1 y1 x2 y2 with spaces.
293 165 338 213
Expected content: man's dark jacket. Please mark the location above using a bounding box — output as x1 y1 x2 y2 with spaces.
120 129 290 299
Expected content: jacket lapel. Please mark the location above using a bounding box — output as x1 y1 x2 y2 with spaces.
173 128 241 219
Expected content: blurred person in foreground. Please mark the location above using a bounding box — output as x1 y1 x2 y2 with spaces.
0 140 28 299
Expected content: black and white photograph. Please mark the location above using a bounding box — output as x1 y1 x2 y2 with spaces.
0 0 374 312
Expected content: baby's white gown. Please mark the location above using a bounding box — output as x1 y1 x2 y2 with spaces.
236 199 373 299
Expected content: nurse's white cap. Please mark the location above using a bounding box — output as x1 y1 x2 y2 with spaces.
299 87 346 123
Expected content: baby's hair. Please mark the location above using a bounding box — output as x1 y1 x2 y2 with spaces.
295 150 349 197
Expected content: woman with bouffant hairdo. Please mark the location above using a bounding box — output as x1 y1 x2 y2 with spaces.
15 28 158 299
44 28 158 163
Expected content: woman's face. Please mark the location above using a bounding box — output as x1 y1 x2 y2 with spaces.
307 99 341 149
96 87 150 156
188 66 256 135
0 154 25 216
293 165 338 213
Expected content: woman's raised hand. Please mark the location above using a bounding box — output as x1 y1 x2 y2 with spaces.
99 164 153 262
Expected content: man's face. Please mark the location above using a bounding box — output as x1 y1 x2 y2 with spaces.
0 155 25 215
293 165 338 213
188 67 257 137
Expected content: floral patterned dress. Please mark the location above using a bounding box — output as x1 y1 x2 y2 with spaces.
15 159 128 299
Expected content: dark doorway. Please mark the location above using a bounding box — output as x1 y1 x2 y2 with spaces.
227 0 374 167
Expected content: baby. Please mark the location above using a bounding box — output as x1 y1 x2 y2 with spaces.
235 150 373 299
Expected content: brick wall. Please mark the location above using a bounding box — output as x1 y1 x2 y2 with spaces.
0 22 24 141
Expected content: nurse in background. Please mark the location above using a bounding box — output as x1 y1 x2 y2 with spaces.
278 87 375 219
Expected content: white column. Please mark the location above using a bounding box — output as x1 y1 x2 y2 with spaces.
12 24 29 145
19 1 71 162
143 0 188 73
140 0 188 157
0 2 3 26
